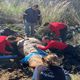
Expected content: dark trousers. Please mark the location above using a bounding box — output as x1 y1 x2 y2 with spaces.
24 20 36 36
49 48 64 58
63 45 77 57
63 45 80 65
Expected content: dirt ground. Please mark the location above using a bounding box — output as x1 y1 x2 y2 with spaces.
0 59 32 80
0 57 80 80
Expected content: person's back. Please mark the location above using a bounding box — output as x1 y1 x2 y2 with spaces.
32 64 66 80
0 36 7 42
0 36 10 54
49 22 66 29
43 22 68 41
0 36 16 55
24 8 37 23
49 22 66 36
24 5 41 24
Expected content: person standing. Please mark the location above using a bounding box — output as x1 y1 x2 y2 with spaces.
23 4 42 37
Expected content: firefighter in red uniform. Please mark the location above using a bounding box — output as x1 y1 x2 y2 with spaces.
37 36 80 62
0 36 16 55
43 22 68 42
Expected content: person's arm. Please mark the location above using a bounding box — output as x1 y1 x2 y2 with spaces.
37 10 41 18
1 48 12 55
29 38 42 44
0 41 12 55
4 51 12 55
5 41 12 48
23 12 27 16
5 41 14 53
24 9 28 15
37 10 42 25
37 42 52 50
23 9 28 20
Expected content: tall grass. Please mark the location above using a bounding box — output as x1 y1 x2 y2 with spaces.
1 0 80 34
0 0 80 25
40 1 70 23
0 1 29 20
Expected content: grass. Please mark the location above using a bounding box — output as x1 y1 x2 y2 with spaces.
0 1 29 20
71 74 80 80
0 0 80 25
0 1 80 79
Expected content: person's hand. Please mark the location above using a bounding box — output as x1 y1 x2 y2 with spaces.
36 44 45 48
33 44 39 48
24 13 27 16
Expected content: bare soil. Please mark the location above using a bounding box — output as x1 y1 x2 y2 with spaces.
0 59 32 80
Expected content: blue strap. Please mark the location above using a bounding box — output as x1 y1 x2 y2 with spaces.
36 48 48 57
21 52 36 63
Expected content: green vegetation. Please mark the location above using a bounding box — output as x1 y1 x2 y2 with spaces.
0 0 80 25
0 1 28 20
0 1 80 80
0 0 80 44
